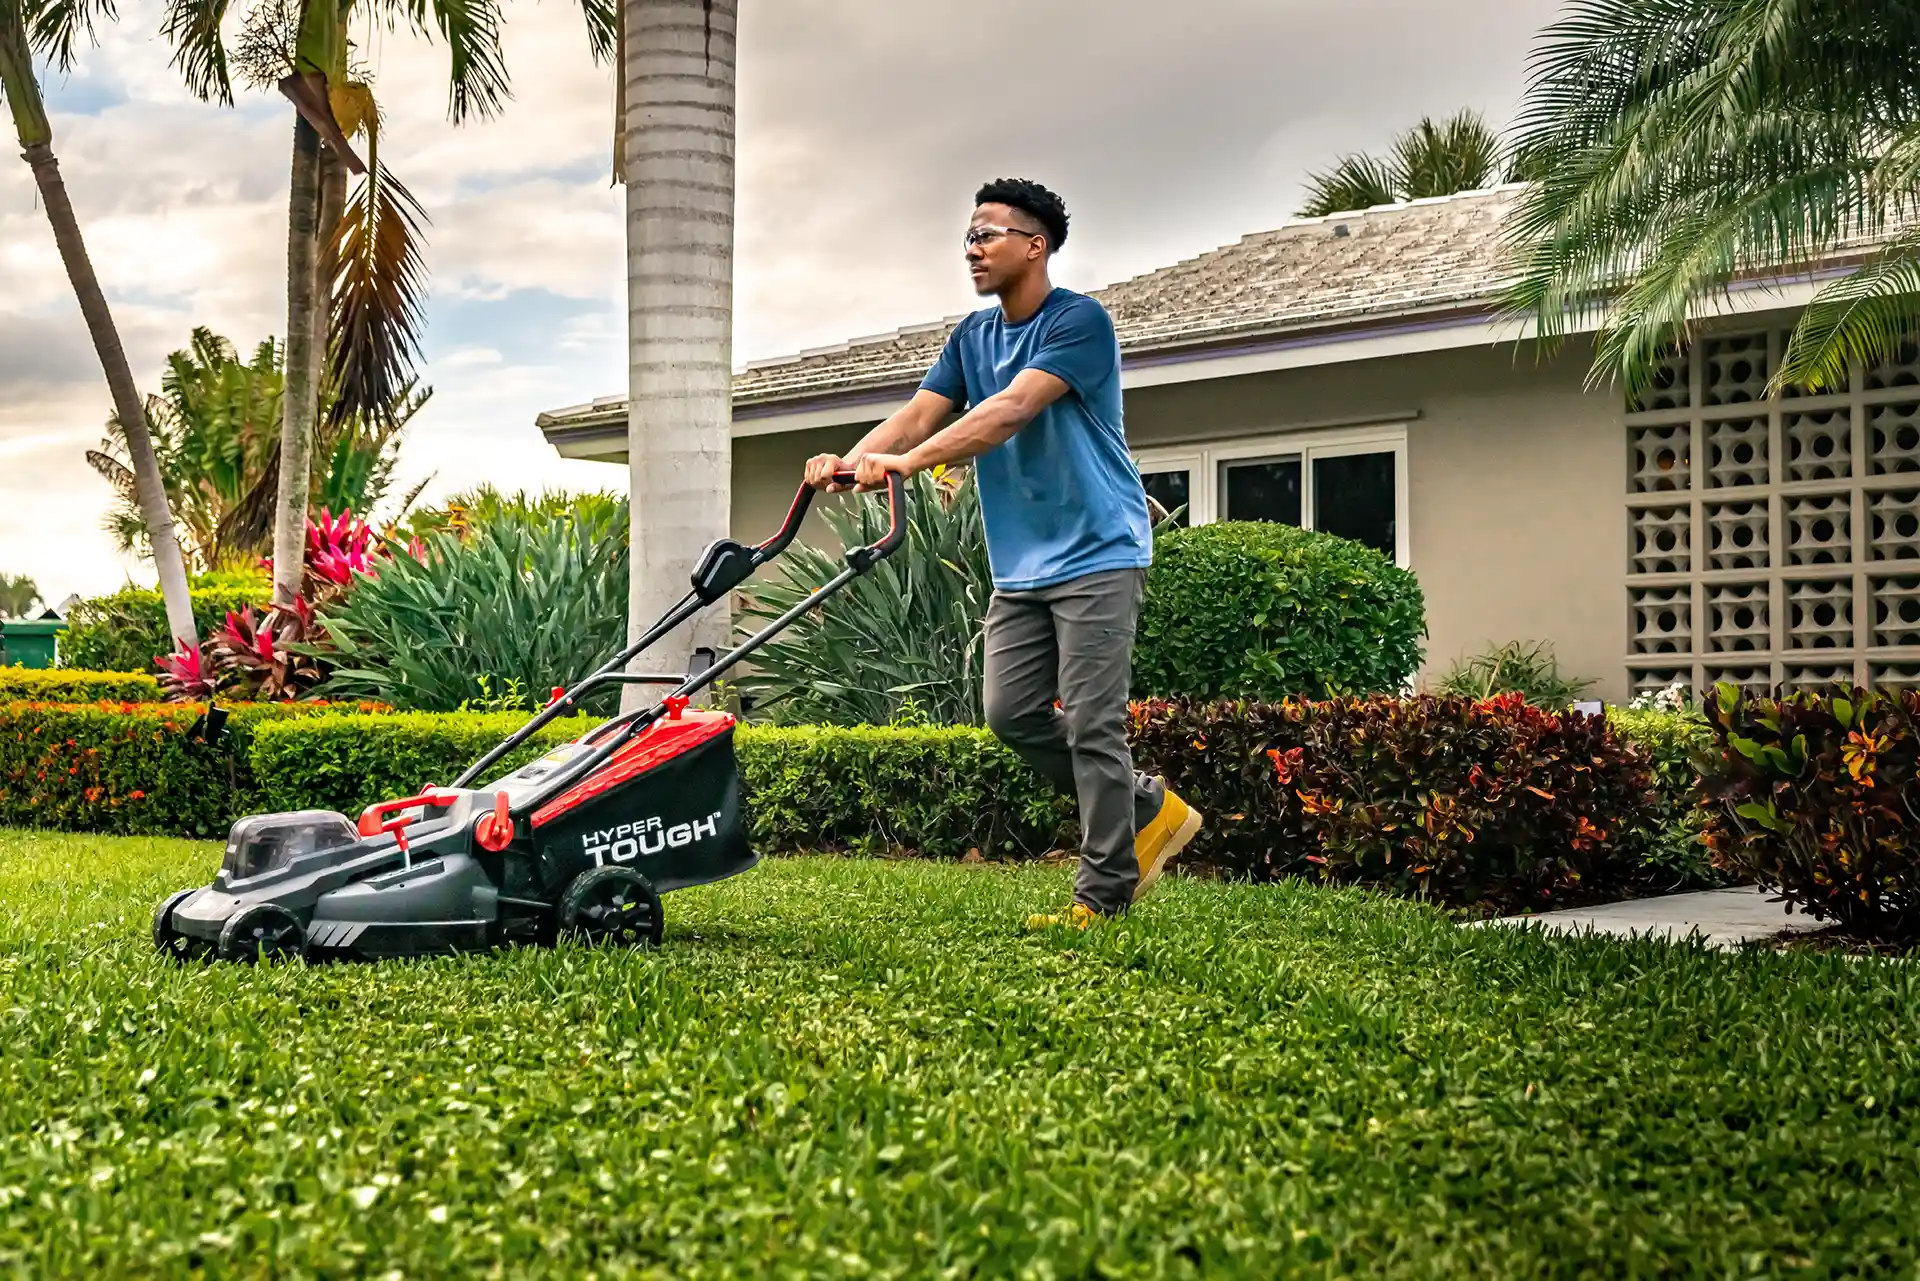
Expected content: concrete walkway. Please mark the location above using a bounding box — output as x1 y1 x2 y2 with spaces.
1468 886 1825 950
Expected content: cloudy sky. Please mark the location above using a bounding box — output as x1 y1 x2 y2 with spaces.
1 0 1562 603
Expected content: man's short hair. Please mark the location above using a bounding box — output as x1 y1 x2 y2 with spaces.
974 178 1069 252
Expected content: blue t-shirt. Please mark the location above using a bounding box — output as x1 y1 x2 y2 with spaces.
918 287 1152 591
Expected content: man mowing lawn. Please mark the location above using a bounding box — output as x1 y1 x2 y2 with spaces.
806 177 1202 930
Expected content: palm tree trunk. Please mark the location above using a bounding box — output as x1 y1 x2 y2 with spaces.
3 17 199 655
273 114 324 608
309 146 347 516
620 0 737 710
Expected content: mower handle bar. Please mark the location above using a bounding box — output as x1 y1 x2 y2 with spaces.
757 469 907 569
449 468 909 795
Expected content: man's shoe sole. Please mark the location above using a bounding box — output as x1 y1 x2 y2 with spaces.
1134 805 1203 903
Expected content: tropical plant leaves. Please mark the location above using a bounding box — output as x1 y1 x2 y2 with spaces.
737 471 994 727
309 501 631 712
1500 0 1920 399
86 326 420 570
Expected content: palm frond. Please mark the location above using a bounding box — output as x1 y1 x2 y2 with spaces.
386 0 509 122
1777 229 1920 392
1390 110 1505 200
21 0 117 72
101 506 149 560
1497 0 1920 393
85 443 136 498
214 442 280 563
326 156 429 429
1297 153 1399 218
160 0 234 104
578 0 615 65
1872 121 1920 203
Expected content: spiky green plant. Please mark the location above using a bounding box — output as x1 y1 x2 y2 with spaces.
737 469 995 727
1434 640 1596 707
1500 0 1920 400
309 504 630 712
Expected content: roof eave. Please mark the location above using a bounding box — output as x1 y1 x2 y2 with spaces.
537 256 1873 440
538 296 1516 437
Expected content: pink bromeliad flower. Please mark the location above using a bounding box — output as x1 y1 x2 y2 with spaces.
306 508 379 585
221 608 277 664
156 640 214 698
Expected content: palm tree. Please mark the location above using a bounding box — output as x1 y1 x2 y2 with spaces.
1298 108 1534 218
0 573 41 620
1 0 199 656
168 0 615 610
619 0 738 707
1499 0 1920 401
85 327 430 572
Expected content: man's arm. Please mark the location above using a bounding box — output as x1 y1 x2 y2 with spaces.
804 389 954 491
851 368 1070 487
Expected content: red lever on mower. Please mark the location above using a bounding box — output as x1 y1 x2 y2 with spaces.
356 788 460 838
473 792 514 852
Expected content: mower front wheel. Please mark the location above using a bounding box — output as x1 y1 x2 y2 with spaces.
218 903 307 964
559 867 664 949
152 888 211 964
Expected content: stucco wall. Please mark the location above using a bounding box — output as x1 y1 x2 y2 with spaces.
1121 339 1624 700
720 338 1627 702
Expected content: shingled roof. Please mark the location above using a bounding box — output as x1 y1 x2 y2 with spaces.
539 184 1531 430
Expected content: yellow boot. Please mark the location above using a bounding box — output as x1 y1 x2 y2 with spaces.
1132 787 1203 904
1024 902 1102 932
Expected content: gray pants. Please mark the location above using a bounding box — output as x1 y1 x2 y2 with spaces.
983 567 1164 915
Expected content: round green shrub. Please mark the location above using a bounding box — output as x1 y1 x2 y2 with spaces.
58 580 271 673
1133 522 1426 701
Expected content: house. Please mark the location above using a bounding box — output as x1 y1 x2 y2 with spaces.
537 184 1917 704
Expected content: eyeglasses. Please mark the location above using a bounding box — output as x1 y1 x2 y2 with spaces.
964 224 1046 249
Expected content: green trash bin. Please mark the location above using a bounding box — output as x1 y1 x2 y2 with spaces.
1 619 65 670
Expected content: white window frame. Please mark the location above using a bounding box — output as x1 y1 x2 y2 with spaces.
1133 424 1412 568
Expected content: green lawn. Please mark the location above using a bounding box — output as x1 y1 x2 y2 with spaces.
1 829 1916 1278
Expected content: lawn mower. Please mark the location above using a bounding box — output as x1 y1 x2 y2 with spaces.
150 470 906 964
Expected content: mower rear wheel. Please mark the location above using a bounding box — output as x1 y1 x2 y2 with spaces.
559 867 663 949
152 888 211 964
218 903 307 964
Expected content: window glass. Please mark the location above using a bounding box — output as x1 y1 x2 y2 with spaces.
1141 469 1192 526
1312 451 1396 557
1221 456 1302 526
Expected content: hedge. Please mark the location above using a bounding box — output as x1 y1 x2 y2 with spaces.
1130 694 1664 913
0 701 385 838
1701 682 1920 939
56 581 268 674
0 668 163 703
0 697 1709 912
1606 706 1724 890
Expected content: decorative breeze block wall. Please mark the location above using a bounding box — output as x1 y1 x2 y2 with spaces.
1625 325 1920 695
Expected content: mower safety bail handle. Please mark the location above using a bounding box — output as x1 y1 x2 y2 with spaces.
830 470 908 571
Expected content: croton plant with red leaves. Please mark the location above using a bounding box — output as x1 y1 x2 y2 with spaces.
1700 681 1920 940
1127 692 1660 914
